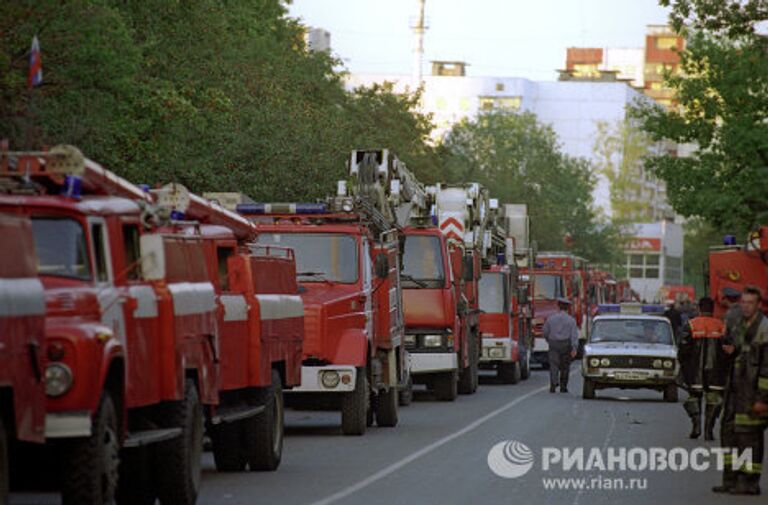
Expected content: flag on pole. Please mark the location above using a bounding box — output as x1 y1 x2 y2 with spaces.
28 35 42 89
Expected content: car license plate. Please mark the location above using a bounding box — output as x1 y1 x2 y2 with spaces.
615 371 648 381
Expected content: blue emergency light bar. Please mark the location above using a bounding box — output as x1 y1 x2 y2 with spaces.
236 203 327 215
596 303 666 315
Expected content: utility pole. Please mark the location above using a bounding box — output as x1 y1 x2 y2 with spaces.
411 0 426 88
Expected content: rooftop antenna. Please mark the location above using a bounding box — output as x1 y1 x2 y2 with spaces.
411 0 426 87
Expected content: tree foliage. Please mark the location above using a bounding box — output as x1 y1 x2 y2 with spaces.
634 0 768 234
0 0 439 200
438 110 622 264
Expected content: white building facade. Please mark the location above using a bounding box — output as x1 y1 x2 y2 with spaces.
623 221 684 302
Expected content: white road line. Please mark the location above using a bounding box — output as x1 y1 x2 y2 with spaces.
309 383 550 505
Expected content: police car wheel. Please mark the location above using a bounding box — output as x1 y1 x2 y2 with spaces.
0 416 8 505
582 379 596 400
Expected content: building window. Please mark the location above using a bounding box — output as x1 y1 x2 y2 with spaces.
478 96 521 112
664 255 682 284
655 37 679 50
626 253 661 279
495 82 505 92
573 63 600 78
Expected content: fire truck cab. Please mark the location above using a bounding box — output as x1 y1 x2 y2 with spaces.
0 213 46 504
709 227 768 318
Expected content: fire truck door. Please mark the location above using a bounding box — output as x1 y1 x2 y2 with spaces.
88 217 127 350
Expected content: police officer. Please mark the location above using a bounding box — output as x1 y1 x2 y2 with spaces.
543 298 579 393
713 286 768 495
679 297 728 440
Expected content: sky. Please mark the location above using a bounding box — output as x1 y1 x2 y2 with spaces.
287 0 671 81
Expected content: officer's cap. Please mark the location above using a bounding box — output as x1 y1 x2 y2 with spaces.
722 287 741 299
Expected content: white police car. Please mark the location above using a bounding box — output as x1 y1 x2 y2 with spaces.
582 304 679 402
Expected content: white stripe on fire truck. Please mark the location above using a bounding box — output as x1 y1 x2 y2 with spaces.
0 277 45 317
221 294 248 322
255 294 304 321
128 285 158 319
169 282 216 316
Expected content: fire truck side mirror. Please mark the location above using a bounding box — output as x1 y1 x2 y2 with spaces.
140 235 166 280
375 253 389 279
462 256 474 282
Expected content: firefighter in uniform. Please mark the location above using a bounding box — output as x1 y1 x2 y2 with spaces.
722 287 743 336
678 297 728 440
713 286 768 495
543 298 578 393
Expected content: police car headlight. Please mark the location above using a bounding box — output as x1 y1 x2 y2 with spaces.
652 359 662 369
321 370 340 389
600 358 611 367
45 363 73 397
423 335 443 348
589 357 600 367
663 359 674 369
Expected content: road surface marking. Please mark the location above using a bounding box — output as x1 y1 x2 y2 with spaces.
309 382 550 505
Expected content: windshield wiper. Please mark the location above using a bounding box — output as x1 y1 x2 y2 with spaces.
297 271 330 282
400 273 428 288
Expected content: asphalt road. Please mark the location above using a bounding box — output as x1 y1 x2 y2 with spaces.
11 366 758 504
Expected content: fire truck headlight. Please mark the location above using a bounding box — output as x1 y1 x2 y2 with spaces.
45 363 73 397
423 335 442 348
341 198 354 212
404 334 416 345
589 357 600 368
321 370 341 389
600 358 611 367
663 359 674 369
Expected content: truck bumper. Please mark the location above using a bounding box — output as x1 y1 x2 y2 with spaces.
409 352 458 375
481 338 513 362
45 412 92 438
288 365 357 393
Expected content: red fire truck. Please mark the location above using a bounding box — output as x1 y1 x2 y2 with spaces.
151 183 304 472
0 214 46 504
709 227 768 317
401 181 486 400
0 146 218 504
240 150 410 435
527 252 589 367
478 202 534 383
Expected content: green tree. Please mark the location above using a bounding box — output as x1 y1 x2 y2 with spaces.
438 110 622 264
633 1 768 234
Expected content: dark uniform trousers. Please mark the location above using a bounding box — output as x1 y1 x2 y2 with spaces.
548 339 572 390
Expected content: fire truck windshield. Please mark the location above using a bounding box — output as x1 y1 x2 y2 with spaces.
401 235 445 288
30 217 91 280
479 272 505 313
534 274 564 300
257 232 358 283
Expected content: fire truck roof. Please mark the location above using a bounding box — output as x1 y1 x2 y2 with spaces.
0 194 141 216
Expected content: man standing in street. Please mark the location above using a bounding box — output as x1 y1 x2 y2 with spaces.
713 286 768 495
722 287 743 338
543 298 579 393
679 297 728 440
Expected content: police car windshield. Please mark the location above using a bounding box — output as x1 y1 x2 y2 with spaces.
591 319 673 345
479 272 505 313
534 274 563 300
401 235 445 288
257 232 358 283
30 217 91 280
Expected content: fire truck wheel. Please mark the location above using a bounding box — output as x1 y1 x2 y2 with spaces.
61 393 119 505
341 368 368 436
434 370 458 401
520 348 531 380
498 362 521 384
398 376 413 406
246 370 284 471
116 446 156 505
458 334 479 395
211 422 247 472
375 386 399 427
582 379 596 400
0 416 7 505
156 379 204 505
663 384 679 403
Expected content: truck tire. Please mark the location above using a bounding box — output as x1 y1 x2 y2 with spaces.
663 384 679 403
375 387 399 427
498 362 521 384
0 416 8 505
60 393 120 505
211 421 246 472
434 370 458 401
156 379 204 505
246 370 284 471
341 368 368 436
582 378 596 400
398 376 413 406
117 446 156 505
458 333 479 395
520 346 531 380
